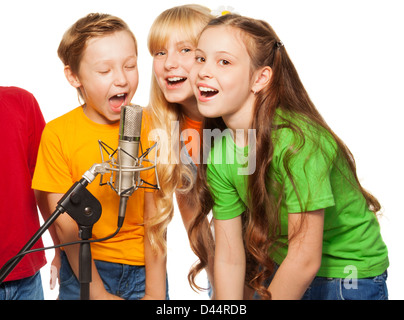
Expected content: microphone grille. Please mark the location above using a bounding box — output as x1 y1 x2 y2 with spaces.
120 104 143 138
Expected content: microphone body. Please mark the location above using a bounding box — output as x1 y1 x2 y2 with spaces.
115 104 143 227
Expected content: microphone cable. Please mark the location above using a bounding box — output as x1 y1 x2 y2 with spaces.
0 225 122 280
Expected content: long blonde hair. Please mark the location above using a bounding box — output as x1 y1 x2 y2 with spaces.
146 5 213 253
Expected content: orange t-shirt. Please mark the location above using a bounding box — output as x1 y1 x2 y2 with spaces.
32 106 156 265
180 116 202 166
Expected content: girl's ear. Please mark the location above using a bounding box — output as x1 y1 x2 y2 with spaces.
64 66 81 88
251 66 272 94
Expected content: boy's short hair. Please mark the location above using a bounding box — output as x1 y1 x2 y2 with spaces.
58 13 137 74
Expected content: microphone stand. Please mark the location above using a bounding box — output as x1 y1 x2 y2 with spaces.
0 177 101 300
62 178 102 300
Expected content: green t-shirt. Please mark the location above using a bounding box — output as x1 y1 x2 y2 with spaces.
207 110 389 278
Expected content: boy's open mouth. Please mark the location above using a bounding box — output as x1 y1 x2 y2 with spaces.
109 93 127 110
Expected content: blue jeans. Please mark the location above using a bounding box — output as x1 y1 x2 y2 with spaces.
256 264 388 300
0 272 44 300
301 271 388 300
59 252 169 300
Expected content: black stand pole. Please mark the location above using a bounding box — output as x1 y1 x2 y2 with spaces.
0 178 102 301
79 226 93 300
61 179 102 300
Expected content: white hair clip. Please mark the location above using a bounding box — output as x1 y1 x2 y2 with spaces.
211 6 238 17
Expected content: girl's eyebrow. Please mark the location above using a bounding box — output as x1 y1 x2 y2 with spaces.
216 51 237 58
196 47 237 58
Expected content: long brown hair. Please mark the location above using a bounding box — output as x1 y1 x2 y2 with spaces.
188 14 381 299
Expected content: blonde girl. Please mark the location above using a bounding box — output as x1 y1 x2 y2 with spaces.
146 5 214 292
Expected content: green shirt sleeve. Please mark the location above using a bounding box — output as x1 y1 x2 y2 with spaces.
207 147 247 220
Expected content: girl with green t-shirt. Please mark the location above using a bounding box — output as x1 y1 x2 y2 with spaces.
187 14 388 300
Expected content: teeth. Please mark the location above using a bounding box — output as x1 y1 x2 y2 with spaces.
168 77 185 82
199 86 217 92
116 93 125 97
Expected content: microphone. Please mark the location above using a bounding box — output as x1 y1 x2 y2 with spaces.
115 104 143 227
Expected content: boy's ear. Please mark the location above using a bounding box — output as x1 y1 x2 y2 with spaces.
252 66 272 94
64 66 81 88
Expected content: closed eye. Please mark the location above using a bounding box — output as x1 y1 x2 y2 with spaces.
154 51 166 57
181 48 192 53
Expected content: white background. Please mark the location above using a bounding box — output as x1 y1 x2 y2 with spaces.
1 0 403 300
